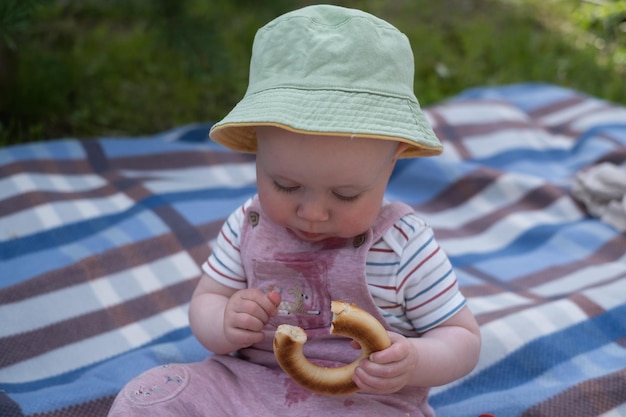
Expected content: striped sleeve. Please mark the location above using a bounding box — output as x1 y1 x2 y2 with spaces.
367 213 466 335
201 199 252 289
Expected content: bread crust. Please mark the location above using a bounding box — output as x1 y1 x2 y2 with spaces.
273 300 391 395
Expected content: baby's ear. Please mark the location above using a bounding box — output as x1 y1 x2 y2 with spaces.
393 142 410 159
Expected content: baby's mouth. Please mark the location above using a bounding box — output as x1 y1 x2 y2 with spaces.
290 229 327 241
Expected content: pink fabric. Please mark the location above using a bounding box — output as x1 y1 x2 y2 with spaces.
108 200 434 416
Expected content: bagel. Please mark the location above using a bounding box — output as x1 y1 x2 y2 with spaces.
273 300 391 395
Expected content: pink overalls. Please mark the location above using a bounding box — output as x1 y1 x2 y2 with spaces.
108 198 434 416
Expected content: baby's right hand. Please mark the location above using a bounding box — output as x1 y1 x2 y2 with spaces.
222 288 281 349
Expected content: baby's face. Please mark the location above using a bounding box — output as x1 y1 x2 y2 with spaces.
255 126 403 242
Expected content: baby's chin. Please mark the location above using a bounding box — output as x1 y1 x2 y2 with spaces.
288 228 331 242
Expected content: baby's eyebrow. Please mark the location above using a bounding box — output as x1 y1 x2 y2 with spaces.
333 184 363 191
272 174 300 184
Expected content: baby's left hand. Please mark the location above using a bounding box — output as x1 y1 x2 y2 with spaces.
352 332 418 394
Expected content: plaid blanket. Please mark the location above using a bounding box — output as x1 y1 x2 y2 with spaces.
1 83 625 417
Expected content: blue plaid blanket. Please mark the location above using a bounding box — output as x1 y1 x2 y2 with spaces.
2 83 625 416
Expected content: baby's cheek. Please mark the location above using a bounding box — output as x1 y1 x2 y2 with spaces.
258 194 293 227
336 213 376 237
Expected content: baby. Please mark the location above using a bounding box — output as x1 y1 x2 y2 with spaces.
108 5 480 416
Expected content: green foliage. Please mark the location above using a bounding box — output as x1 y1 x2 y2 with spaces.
0 0 48 50
568 0 626 72
1 0 625 145
571 0 626 42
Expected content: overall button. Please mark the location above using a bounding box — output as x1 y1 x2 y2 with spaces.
248 211 260 226
353 233 366 248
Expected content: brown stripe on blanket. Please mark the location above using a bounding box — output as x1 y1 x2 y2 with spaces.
111 175 208 248
427 184 570 240
460 269 512 298
509 237 626 290
529 96 624 139
469 291 610 328
568 292 609 319
0 143 253 179
0 392 23 417
82 139 110 172
104 167 224 266
526 95 587 121
0 219 222 303
459 266 541 300
82 141 254 172
464 271 620 327
2 189 102 218
109 148 255 171
429 101 574 159
0 174 142 217
520 368 626 417
1 148 254 220
461 238 626 300
557 112 626 144
416 167 501 212
595 146 626 166
0 158 94 177
429 107 474 160
82 139 255 173
0 280 195 367
439 119 546 144
471 303 550 327
463 284 624 329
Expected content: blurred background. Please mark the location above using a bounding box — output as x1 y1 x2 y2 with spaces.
0 0 624 146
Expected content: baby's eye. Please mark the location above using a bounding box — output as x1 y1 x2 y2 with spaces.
273 181 300 194
333 192 360 202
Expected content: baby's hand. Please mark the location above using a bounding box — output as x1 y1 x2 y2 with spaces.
222 288 281 349
352 332 418 394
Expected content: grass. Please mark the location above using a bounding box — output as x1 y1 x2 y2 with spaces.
1 0 625 146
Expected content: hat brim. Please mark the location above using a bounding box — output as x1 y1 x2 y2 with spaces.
209 88 443 158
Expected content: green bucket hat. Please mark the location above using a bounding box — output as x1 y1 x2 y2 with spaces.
209 4 443 158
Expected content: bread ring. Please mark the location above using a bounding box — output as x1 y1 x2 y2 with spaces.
273 300 391 395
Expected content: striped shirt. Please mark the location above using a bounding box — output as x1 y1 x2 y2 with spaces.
202 199 465 336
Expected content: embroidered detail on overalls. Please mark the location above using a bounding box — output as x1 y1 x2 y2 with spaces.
277 283 321 316
165 374 184 384
132 385 162 397
124 363 190 405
